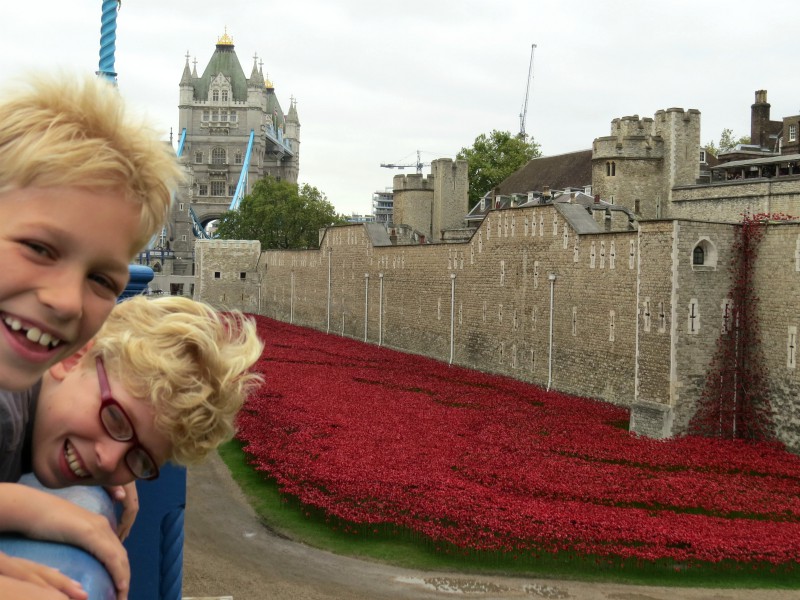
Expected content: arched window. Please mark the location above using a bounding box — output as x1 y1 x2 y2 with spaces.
693 245 705 265
212 89 219 102
692 238 717 270
194 151 203 164
211 147 226 165
221 89 228 102
234 150 243 165
605 161 616 176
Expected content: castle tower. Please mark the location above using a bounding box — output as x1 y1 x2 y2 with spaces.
591 108 700 219
177 29 299 237
431 159 468 237
390 159 468 243
284 97 301 184
392 173 434 242
655 108 701 199
145 30 301 296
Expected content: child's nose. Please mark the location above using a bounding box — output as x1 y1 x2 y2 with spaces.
39 271 84 321
95 439 130 474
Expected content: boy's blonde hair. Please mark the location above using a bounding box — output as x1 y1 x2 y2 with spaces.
86 295 264 465
0 72 184 252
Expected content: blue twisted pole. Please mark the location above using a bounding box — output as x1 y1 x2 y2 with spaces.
97 5 186 600
97 0 120 83
160 509 185 600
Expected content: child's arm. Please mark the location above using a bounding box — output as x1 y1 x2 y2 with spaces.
0 483 129 600
0 554 86 599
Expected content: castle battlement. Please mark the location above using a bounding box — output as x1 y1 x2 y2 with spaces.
593 134 664 160
393 172 434 191
430 158 467 184
653 107 701 134
610 115 655 138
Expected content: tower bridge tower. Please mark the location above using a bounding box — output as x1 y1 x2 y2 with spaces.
145 30 300 296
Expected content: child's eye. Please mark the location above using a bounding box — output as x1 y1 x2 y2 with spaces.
21 240 55 259
89 273 122 295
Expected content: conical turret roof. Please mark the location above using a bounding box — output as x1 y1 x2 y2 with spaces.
192 31 249 101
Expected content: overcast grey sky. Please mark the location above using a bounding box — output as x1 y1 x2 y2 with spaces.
1 1 797 215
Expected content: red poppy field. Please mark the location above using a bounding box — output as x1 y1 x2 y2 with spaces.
237 316 800 571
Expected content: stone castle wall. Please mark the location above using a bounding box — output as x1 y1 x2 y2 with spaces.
194 239 261 313
195 213 800 452
752 224 800 449
670 176 800 221
669 220 739 433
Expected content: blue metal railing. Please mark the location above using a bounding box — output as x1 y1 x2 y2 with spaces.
0 476 117 600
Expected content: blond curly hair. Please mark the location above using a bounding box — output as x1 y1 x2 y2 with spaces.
86 295 264 465
0 72 184 252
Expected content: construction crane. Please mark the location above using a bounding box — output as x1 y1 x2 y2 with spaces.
518 43 537 140
380 150 430 174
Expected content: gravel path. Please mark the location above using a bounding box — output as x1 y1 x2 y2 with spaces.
181 452 796 600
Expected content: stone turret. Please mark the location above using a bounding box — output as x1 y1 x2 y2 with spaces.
391 159 468 243
392 173 433 241
432 159 468 237
591 108 700 219
179 54 193 107
284 98 301 182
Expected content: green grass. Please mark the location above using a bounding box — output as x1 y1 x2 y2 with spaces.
218 440 799 588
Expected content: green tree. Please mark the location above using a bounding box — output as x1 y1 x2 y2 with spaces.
216 176 345 249
456 130 541 209
705 128 751 155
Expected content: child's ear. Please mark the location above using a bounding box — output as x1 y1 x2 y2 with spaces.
48 341 95 381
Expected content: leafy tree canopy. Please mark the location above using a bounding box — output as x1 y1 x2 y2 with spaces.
705 128 751 155
456 130 541 209
215 176 346 249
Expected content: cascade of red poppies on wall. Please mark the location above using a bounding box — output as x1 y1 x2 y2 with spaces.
689 213 794 441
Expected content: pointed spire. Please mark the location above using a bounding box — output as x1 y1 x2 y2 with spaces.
250 53 261 82
248 53 265 90
191 56 198 78
180 50 192 85
287 96 300 125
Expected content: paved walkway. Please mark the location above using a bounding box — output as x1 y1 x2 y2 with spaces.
182 452 797 600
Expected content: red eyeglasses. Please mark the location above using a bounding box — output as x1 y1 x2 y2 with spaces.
95 356 159 480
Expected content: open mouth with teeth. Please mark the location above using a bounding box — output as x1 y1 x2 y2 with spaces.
2 315 63 350
64 440 90 479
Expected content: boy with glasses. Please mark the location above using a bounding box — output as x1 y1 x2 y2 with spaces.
0 295 263 599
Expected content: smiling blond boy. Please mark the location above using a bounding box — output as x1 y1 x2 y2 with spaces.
0 72 182 392
0 72 183 600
